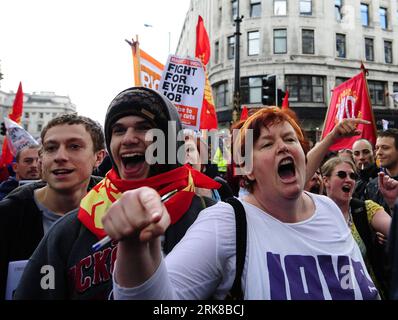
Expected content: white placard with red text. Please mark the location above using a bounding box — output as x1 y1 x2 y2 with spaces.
159 55 205 131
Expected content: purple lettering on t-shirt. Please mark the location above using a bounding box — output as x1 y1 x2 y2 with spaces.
284 255 324 300
351 259 379 299
266 252 287 300
318 255 355 300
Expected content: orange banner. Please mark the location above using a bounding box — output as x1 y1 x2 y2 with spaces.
130 40 164 90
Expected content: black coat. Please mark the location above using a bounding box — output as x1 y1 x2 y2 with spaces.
0 181 46 299
0 176 102 299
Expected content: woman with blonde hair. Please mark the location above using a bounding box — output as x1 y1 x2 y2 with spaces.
321 156 391 297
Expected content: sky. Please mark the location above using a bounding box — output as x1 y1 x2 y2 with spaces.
0 0 190 126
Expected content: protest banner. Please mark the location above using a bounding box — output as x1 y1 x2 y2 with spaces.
159 55 205 131
4 118 39 156
126 37 164 90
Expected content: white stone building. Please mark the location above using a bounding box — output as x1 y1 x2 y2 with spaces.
176 0 398 140
0 89 76 148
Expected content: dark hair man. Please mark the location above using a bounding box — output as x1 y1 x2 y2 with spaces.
0 114 105 299
366 129 398 213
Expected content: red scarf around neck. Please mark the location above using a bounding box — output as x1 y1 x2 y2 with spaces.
78 164 220 239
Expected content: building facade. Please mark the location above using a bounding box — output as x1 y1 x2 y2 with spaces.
176 0 398 142
0 90 76 148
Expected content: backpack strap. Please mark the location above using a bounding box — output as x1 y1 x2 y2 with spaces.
225 197 247 300
350 198 373 250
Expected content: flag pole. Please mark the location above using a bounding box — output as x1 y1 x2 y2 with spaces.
126 35 142 86
360 62 377 141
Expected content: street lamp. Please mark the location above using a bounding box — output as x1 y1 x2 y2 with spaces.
144 23 171 54
232 1 243 124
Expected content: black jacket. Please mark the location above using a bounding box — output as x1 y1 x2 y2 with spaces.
353 163 379 201
365 173 398 214
0 180 46 299
0 177 19 200
389 202 398 299
14 195 215 299
0 176 102 299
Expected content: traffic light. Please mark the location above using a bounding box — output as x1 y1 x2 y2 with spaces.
262 75 276 106
277 89 285 107
0 122 6 136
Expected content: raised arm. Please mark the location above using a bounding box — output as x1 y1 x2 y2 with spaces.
306 118 370 182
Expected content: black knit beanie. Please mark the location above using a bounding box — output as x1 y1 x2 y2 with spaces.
104 87 183 176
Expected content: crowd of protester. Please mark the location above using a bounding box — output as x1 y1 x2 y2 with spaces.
0 86 398 300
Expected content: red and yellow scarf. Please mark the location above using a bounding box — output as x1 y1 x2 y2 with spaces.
78 164 221 239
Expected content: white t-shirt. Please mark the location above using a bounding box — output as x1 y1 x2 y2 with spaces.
113 193 379 300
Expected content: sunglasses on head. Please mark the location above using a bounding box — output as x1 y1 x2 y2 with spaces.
336 171 357 180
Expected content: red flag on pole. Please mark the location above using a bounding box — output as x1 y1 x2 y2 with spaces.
195 15 218 130
282 90 289 109
240 106 249 120
321 72 376 151
0 82 24 175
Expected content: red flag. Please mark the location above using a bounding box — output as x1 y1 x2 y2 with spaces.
321 72 376 151
282 90 289 109
196 15 218 130
0 82 24 170
196 16 210 65
240 106 249 120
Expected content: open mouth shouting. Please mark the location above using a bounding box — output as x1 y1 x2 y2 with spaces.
120 152 148 178
277 157 296 183
341 184 352 194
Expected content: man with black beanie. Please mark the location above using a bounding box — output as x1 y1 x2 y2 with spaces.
14 87 219 300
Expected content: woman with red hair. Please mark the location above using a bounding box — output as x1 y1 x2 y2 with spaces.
105 107 379 300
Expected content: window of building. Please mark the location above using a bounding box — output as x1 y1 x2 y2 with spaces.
336 33 346 58
302 29 314 54
250 0 261 17
39 112 43 119
335 0 343 21
37 124 43 132
300 0 312 15
214 41 219 63
274 0 287 16
231 0 237 20
361 3 369 26
393 82 398 93
385 40 393 64
24 112 29 118
241 76 263 104
214 81 229 109
336 77 350 86
227 36 235 59
248 31 260 55
365 38 374 61
274 29 287 54
379 7 388 29
368 80 385 106
285 75 324 103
